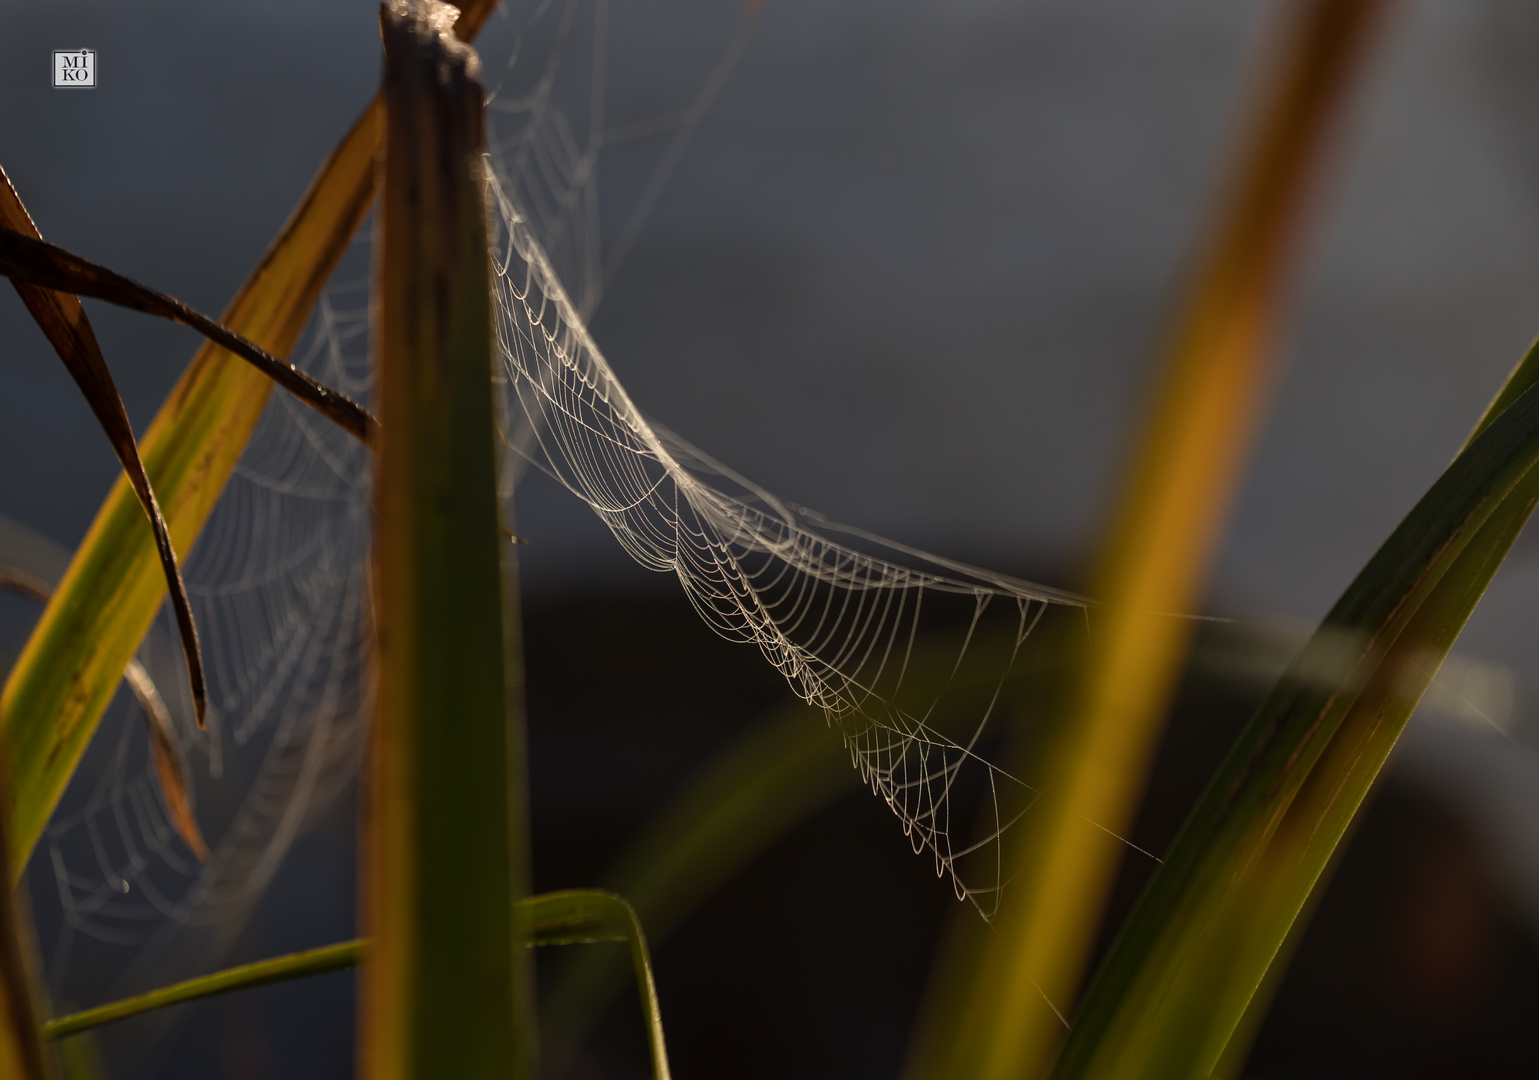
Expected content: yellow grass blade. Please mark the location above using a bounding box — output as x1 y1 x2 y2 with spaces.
906 4 1394 1078
0 0 499 876
0 746 53 1079
0 558 208 865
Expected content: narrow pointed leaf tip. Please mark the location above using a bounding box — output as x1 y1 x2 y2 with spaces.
0 168 208 729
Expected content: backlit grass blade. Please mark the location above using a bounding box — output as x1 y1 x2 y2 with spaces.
0 567 207 864
1051 351 1539 1080
0 0 499 879
522 891 673 1080
45 940 363 1040
0 748 52 1080
362 5 532 1079
0 170 208 733
905 5 1393 1077
45 888 672 1080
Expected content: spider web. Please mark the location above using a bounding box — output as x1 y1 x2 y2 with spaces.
24 0 1094 1063
487 163 1087 910
34 280 375 1023
26 2 775 1047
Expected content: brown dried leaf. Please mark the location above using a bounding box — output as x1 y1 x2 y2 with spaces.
0 167 207 728
0 224 376 446
125 661 209 862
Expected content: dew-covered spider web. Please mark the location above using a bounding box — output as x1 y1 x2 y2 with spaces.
31 279 376 1031
25 6 787 1049
485 161 1090 913
22 0 1107 1063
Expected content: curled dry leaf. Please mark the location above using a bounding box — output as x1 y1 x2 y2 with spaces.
123 661 209 862
0 572 48 606
0 567 207 863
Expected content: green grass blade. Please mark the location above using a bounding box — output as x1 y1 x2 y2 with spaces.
1051 354 1539 1080
1467 334 1539 449
0 750 51 1078
1203 809 1356 1080
45 889 673 1080
363 5 533 1078
523 891 673 1080
42 891 672 1080
43 941 362 1040
0 0 499 880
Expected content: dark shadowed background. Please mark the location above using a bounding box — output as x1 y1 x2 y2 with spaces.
6 1 1539 1077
